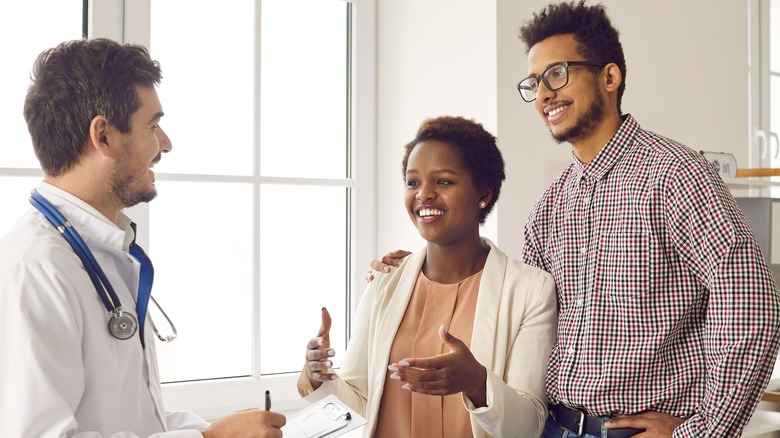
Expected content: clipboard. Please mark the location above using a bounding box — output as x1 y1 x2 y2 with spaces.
282 394 367 438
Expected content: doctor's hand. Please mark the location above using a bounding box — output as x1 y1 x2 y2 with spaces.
365 249 411 283
387 324 488 407
202 409 286 438
305 307 337 389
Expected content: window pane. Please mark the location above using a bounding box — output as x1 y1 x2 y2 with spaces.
0 1 82 169
259 0 348 178
150 181 253 382
0 177 42 233
259 185 347 374
771 0 779 72
150 1 255 176
773 75 780 137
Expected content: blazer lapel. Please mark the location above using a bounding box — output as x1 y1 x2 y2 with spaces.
367 247 428 423
470 238 506 371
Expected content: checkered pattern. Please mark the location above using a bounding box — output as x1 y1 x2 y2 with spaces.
523 115 780 436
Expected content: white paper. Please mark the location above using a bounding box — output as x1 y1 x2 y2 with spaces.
282 394 367 438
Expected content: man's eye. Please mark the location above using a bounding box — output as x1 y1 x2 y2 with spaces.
151 124 159 132
406 180 418 187
437 179 452 185
550 67 566 78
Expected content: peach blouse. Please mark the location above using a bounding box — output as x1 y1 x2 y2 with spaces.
374 269 482 438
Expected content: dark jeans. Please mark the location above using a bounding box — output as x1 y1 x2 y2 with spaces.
541 414 606 438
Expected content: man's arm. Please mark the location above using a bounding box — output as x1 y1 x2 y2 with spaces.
665 164 780 436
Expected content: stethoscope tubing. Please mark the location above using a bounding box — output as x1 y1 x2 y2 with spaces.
30 190 124 314
29 189 177 344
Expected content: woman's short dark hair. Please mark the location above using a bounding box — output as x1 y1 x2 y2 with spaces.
23 38 162 176
402 116 506 224
518 0 627 113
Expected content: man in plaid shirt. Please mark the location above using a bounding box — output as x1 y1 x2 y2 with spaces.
371 1 780 435
518 1 780 437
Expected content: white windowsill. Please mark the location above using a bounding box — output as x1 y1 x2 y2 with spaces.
161 374 307 421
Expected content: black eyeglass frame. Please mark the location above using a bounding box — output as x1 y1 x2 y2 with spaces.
517 61 608 102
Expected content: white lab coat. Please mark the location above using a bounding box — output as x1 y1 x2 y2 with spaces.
0 183 208 437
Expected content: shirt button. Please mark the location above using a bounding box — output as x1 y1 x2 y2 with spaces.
583 196 591 204
577 299 583 306
567 346 575 354
580 246 587 254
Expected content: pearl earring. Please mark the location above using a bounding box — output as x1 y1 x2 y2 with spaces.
479 201 487 208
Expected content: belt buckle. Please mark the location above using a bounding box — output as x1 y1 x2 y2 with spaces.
561 406 586 436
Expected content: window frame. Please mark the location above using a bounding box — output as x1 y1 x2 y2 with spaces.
90 0 376 418
749 0 780 379
749 0 778 173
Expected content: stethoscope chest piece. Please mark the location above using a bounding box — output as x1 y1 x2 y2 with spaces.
108 309 138 340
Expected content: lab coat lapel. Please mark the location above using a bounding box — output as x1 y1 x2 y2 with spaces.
143 334 169 429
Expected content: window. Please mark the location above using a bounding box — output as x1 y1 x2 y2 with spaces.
750 0 780 379
751 0 780 174
0 1 83 232
128 0 375 417
143 0 350 383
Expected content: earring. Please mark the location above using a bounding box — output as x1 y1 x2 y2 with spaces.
479 201 487 208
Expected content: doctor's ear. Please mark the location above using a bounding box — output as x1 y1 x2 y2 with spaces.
88 115 112 155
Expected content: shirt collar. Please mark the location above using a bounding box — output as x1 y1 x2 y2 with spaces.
37 182 135 251
571 114 640 181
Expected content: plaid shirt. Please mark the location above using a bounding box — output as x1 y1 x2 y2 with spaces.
523 115 780 436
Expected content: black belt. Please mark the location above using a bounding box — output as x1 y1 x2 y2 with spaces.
549 404 644 438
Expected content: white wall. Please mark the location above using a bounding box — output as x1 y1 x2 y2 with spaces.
377 0 750 260
375 0 498 255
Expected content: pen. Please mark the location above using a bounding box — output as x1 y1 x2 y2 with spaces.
265 390 271 411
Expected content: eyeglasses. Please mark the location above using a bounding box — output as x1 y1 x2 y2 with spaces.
517 61 607 102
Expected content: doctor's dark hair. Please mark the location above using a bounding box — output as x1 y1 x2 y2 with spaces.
401 116 505 224
23 38 162 176
518 0 627 113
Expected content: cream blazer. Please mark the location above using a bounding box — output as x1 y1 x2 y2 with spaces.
298 238 557 438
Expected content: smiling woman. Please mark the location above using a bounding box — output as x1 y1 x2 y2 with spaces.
299 116 558 438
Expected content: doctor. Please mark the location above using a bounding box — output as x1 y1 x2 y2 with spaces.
0 38 285 437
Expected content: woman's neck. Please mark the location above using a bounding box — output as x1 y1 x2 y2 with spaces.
422 237 489 284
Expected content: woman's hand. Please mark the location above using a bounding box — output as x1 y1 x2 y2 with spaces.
387 324 488 407
304 307 337 389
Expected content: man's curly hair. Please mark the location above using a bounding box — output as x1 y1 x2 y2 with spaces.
519 0 626 113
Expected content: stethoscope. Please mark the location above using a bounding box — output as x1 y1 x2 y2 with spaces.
30 190 176 346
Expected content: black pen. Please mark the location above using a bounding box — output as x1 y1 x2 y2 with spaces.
265 390 271 411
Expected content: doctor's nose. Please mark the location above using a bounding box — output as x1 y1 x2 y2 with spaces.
157 126 172 153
